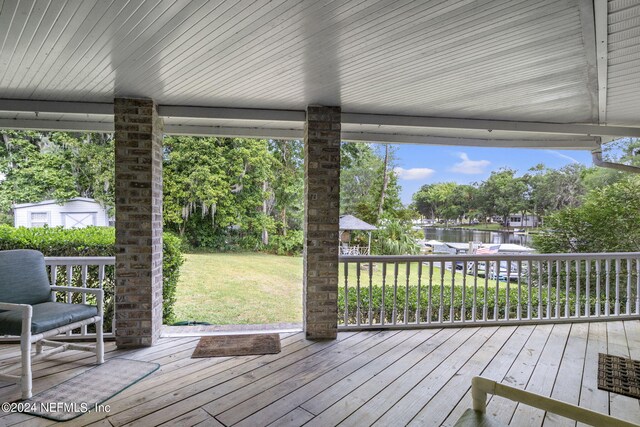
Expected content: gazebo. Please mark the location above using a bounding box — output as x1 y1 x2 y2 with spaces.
339 215 377 255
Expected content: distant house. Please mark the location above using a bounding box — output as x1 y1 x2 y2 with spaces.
507 214 540 228
13 197 112 228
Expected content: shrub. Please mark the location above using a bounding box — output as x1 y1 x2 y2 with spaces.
0 225 184 326
338 283 608 325
267 230 303 255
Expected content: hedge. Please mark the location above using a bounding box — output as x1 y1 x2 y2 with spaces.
338 284 620 325
0 225 184 328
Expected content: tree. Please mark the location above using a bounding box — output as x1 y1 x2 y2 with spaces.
340 142 403 224
0 130 115 223
534 177 640 253
162 136 274 244
268 139 303 236
524 163 585 219
411 182 457 223
477 168 527 224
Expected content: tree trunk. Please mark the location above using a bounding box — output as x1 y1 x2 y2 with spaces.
281 206 287 237
262 180 269 245
377 145 390 220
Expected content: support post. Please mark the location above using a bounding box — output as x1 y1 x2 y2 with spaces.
303 105 341 339
114 98 164 348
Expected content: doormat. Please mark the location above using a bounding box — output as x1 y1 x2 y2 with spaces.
21 358 159 421
192 333 281 358
598 353 640 399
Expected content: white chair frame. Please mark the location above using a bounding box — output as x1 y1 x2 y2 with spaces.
0 286 104 399
471 376 640 427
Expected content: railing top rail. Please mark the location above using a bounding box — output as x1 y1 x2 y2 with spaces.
44 256 115 265
339 252 640 262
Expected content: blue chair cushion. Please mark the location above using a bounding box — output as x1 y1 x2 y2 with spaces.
0 302 98 335
0 250 52 305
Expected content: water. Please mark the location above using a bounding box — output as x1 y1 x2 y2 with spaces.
423 227 533 247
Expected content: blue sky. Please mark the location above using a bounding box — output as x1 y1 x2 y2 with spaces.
390 144 593 205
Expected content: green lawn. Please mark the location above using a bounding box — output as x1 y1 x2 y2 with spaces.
174 253 303 325
174 253 483 325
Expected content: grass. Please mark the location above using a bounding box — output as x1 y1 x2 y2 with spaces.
174 252 303 325
174 253 492 325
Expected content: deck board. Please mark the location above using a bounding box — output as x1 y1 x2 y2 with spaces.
0 321 639 426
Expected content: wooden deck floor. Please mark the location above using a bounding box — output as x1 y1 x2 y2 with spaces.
1 321 639 426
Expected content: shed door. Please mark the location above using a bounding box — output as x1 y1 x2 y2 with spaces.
62 212 96 228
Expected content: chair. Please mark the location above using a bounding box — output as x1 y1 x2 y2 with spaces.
454 376 640 427
0 249 104 399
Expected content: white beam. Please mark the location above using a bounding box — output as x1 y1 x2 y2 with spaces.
340 132 599 150
0 99 638 139
163 124 302 139
0 99 112 116
0 119 113 132
158 105 305 122
341 113 640 138
594 0 609 124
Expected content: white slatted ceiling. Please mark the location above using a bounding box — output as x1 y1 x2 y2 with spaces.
606 0 640 126
0 0 598 124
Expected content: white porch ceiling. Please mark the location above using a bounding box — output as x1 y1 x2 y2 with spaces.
0 0 638 147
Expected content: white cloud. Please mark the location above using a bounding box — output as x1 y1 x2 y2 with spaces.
450 152 490 174
545 150 579 163
393 167 435 181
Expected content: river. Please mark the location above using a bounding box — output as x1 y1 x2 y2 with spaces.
422 227 533 247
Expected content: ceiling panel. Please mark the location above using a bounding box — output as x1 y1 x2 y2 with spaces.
0 0 601 124
606 0 640 126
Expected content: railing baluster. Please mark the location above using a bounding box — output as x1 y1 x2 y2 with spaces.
356 262 361 327
516 260 522 320
626 258 631 315
494 261 499 321
450 263 456 322
575 260 581 318
427 261 433 324
528 260 533 320
636 258 640 315
404 263 410 325
615 258 620 315
483 261 488 321
538 261 551 319
439 261 445 323
381 263 386 326
344 262 349 326
605 259 611 316
555 260 561 318
81 265 88 335
546 260 551 319
472 261 478 322
505 259 511 321
368 261 373 326
393 262 399 325
416 262 423 324
596 259 601 316
461 262 467 322
565 260 570 318
585 260 591 317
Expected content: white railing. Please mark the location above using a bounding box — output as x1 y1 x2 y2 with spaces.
46 256 115 338
339 253 640 329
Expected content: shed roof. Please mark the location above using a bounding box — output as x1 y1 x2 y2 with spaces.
13 197 99 209
0 0 638 147
339 215 377 231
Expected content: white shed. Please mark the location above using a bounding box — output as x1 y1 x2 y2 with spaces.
13 198 112 228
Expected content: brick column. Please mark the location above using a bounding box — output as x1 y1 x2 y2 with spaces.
304 105 341 340
114 98 163 348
